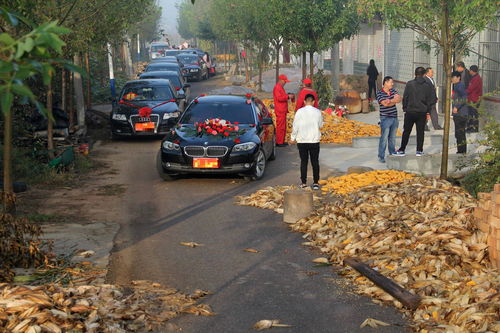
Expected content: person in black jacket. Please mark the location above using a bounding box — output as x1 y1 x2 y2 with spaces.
394 67 435 156
366 59 379 100
451 71 469 154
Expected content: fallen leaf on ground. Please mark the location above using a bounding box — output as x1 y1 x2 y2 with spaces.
253 319 292 330
312 257 329 264
244 248 259 253
179 242 204 248
360 318 391 328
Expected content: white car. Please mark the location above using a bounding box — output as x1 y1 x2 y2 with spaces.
149 42 170 60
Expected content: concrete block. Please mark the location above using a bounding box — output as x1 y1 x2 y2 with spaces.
489 214 500 229
493 204 500 218
386 153 473 177
347 166 374 174
480 200 492 211
492 192 500 205
494 184 500 192
352 134 443 148
478 192 492 200
283 190 314 224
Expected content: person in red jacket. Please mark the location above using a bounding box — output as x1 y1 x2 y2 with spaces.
466 65 482 133
273 74 292 146
295 78 319 111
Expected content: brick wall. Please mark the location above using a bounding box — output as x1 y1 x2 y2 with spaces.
474 184 500 268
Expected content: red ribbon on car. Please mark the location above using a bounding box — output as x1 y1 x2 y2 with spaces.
119 99 176 118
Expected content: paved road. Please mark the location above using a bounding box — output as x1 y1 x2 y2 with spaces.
105 77 408 332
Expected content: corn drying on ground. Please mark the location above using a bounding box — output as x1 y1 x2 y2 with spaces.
236 177 500 332
0 281 213 332
261 98 400 144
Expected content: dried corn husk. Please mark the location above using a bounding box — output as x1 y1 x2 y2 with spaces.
0 281 212 332
261 98 400 144
237 177 500 332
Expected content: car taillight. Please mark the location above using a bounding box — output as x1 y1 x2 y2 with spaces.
176 87 180 91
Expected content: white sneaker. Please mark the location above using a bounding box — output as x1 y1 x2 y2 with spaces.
416 151 424 156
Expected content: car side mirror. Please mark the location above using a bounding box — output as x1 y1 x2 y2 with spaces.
261 117 273 125
183 83 191 89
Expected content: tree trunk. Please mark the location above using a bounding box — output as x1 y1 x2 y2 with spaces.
283 42 290 64
275 42 280 83
61 68 66 112
2 100 15 213
331 44 340 96
84 52 91 110
302 51 307 80
440 2 452 179
224 42 228 74
47 77 55 160
309 51 314 78
123 38 134 78
69 71 74 128
73 54 86 129
258 48 264 92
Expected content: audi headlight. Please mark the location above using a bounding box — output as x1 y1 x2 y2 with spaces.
163 112 180 120
112 113 127 121
162 141 180 150
233 142 257 152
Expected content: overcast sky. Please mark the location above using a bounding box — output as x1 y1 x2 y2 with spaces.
158 0 181 43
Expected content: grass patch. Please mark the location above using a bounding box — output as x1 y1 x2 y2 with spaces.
26 213 69 224
97 183 127 196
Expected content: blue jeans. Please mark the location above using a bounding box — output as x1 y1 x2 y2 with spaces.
378 116 398 160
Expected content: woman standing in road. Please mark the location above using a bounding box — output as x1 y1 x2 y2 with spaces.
367 59 379 101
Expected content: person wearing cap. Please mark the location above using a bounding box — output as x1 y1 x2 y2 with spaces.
273 74 292 147
466 65 482 133
295 78 318 111
291 94 323 190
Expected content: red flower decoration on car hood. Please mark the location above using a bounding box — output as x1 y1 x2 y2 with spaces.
138 107 153 118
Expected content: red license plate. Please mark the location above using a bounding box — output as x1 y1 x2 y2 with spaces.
135 122 155 131
193 158 219 168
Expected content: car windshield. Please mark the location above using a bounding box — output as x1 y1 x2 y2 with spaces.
120 84 173 101
177 55 199 65
151 45 168 52
164 50 182 56
146 64 179 72
180 102 255 124
141 75 181 88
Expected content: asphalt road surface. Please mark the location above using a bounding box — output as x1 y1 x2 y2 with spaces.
106 76 408 332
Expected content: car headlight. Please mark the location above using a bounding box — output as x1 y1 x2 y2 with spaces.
162 141 180 150
233 142 257 152
163 112 180 120
112 113 127 121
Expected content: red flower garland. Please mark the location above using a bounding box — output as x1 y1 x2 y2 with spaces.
194 118 241 138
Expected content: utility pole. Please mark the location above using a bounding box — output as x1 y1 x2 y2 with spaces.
107 43 116 104
137 33 141 63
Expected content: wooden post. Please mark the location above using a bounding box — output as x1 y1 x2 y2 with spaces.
275 42 280 83
84 52 91 110
61 68 66 112
73 54 85 129
344 258 421 310
2 102 15 213
47 76 55 160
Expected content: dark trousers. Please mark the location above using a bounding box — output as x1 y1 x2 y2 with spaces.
427 104 440 129
399 112 427 152
297 143 320 184
467 105 479 132
454 115 467 153
368 80 376 99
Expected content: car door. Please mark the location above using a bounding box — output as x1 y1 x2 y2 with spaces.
255 100 273 157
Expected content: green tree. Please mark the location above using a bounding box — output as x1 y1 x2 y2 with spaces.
0 8 73 213
358 0 497 179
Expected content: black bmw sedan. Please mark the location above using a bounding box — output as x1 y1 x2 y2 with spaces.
177 53 209 81
111 79 183 138
157 95 276 181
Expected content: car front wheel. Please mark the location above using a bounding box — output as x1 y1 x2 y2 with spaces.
156 150 176 181
245 149 266 181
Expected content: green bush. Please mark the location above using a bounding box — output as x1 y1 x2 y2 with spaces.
460 114 499 197
312 70 333 109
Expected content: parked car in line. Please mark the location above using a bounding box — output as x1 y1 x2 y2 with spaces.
139 71 190 110
157 94 276 181
149 42 170 60
143 62 183 78
177 53 209 81
110 79 183 138
151 56 181 64
163 49 196 57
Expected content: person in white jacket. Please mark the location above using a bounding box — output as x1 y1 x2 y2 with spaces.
291 94 323 190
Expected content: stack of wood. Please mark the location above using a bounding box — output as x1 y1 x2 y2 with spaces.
474 184 500 268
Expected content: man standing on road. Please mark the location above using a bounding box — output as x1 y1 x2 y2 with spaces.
394 67 435 157
455 61 471 89
466 65 482 133
291 94 323 190
376 76 401 163
424 67 442 131
273 74 292 147
451 71 469 154
295 78 318 111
